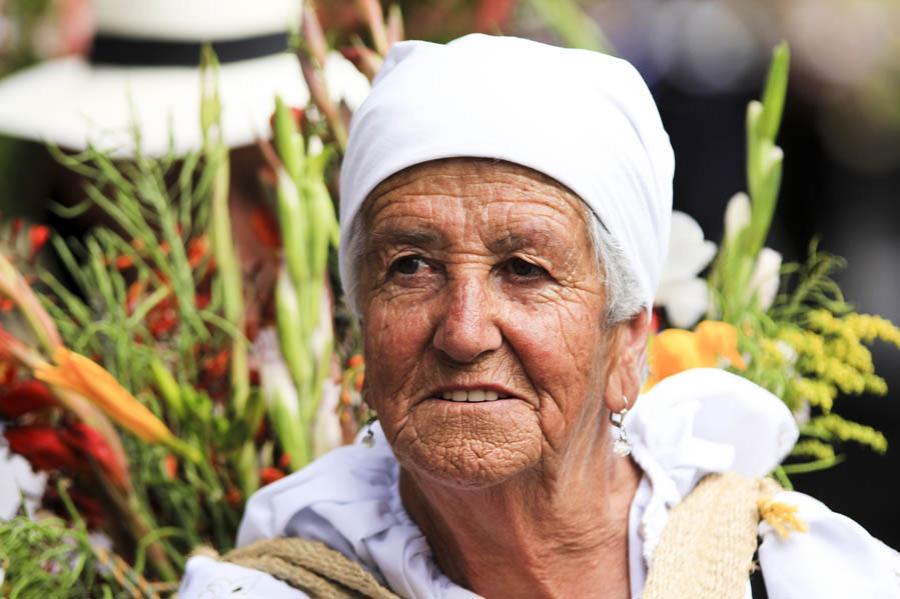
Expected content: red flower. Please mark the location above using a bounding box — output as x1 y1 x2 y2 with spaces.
202 350 230 379
163 454 178 480
114 255 133 270
146 296 178 338
226 486 242 507
0 379 56 418
60 423 130 491
187 236 209 268
28 225 50 257
4 425 83 473
260 466 285 486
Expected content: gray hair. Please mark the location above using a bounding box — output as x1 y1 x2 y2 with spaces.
342 202 644 327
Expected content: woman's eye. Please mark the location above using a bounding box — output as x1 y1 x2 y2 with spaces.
505 258 548 279
389 255 426 276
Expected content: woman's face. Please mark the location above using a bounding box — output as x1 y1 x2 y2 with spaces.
359 159 636 488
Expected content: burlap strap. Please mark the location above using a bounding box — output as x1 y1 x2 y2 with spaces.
221 537 400 599
211 473 790 599
642 472 785 599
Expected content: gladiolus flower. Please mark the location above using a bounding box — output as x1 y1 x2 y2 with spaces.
646 320 747 390
60 423 130 491
34 347 175 444
0 379 56 418
4 425 83 473
654 211 716 328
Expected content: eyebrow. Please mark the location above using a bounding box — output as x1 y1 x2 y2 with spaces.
368 228 445 250
367 225 572 260
486 228 562 255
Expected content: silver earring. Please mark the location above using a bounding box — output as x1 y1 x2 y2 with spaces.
609 395 632 457
362 414 378 448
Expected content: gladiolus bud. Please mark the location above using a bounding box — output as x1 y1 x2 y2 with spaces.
35 348 174 444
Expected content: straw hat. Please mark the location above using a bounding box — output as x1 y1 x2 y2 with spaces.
0 0 370 157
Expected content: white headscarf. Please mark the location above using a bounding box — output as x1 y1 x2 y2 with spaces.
338 33 674 310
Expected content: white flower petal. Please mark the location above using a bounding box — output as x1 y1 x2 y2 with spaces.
747 247 782 310
655 277 709 328
660 211 717 283
724 192 751 241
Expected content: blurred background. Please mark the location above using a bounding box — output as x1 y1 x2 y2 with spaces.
2 0 898 546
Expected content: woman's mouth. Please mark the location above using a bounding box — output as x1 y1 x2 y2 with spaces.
437 389 512 402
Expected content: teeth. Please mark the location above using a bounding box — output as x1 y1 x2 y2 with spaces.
439 390 505 402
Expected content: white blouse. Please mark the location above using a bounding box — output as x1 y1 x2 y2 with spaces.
179 368 900 598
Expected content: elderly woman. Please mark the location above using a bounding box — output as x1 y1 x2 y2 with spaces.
180 35 900 598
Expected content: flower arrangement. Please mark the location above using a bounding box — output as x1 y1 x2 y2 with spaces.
647 44 900 485
0 4 898 596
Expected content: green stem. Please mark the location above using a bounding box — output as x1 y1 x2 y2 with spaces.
780 455 845 476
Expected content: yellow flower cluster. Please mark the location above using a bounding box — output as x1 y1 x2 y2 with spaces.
775 310 895 411
790 377 836 411
790 439 836 461
843 313 900 346
803 413 888 454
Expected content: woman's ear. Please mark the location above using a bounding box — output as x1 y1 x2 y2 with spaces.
603 311 650 413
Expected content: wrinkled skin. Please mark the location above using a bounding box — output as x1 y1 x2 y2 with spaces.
359 159 649 598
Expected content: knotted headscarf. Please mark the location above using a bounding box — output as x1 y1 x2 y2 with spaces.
339 33 674 310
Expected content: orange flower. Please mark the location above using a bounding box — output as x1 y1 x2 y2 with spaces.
646 320 747 390
34 347 174 444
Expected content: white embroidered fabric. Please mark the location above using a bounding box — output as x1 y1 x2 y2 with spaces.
179 368 900 598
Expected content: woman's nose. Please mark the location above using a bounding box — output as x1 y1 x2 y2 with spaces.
432 277 502 364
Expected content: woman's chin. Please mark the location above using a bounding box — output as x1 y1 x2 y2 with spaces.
391 398 542 489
